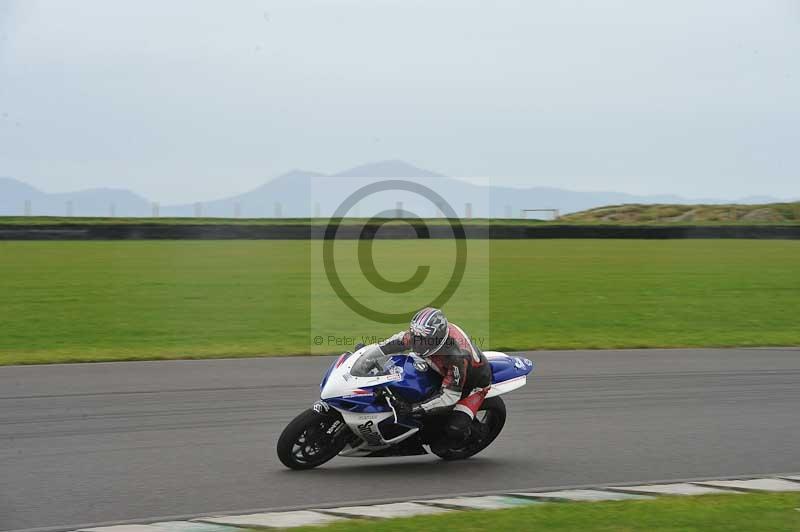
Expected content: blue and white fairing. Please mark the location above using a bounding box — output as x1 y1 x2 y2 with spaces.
317 344 533 457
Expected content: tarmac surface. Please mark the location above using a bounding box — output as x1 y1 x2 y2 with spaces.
2 348 799 531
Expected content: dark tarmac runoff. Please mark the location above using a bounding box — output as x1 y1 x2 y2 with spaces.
2 348 799 531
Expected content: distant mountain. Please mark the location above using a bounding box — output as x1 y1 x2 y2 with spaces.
0 177 151 217
332 160 444 178
0 162 790 218
0 177 40 206
159 160 445 217
159 160 787 219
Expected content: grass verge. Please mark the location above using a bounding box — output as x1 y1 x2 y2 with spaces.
287 493 800 532
1 240 799 365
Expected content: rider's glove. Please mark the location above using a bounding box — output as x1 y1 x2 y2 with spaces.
393 399 412 416
394 399 424 418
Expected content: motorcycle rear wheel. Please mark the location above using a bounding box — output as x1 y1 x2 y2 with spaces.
432 396 507 461
277 408 347 470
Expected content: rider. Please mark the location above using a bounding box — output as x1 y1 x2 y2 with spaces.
374 307 492 447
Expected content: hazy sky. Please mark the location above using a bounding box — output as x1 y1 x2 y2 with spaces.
1 0 798 203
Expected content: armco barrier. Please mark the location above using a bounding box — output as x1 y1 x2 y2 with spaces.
1 224 799 240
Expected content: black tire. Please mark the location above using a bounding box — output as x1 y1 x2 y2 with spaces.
432 396 507 461
277 408 347 470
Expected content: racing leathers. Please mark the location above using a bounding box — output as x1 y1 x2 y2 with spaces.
378 323 492 443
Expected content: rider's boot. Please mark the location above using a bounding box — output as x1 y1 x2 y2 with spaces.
431 409 472 453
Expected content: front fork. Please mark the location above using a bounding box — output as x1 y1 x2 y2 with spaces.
311 400 353 445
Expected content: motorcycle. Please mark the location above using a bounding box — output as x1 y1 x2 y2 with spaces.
277 344 534 469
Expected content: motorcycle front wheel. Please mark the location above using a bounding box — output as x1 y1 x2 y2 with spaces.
277 408 348 470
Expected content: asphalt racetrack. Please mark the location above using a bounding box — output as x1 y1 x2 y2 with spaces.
2 348 799 531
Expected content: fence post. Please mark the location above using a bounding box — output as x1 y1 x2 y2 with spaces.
465 202 472 219
24 200 31 216
395 201 403 218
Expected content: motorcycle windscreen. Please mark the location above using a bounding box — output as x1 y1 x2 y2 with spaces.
350 345 402 377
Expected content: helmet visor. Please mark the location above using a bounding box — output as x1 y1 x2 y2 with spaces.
411 333 445 357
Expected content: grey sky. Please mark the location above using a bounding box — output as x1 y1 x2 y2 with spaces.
1 0 798 203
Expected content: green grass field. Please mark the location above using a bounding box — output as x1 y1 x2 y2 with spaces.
286 493 800 532
1 240 799 365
